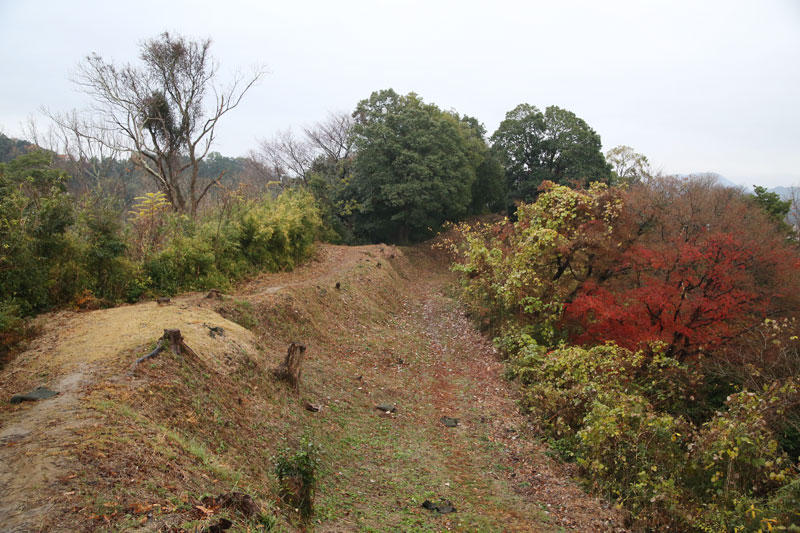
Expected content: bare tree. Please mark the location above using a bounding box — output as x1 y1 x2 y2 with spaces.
255 128 315 186
304 111 354 167
253 111 354 186
789 186 800 238
54 32 263 215
26 113 125 197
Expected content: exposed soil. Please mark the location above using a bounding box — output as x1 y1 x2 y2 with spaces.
0 243 626 531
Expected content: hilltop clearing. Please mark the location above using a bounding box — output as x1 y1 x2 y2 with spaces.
0 244 625 532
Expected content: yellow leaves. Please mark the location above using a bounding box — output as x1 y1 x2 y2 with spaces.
129 191 170 220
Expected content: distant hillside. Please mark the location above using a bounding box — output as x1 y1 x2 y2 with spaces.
0 133 35 163
681 172 796 200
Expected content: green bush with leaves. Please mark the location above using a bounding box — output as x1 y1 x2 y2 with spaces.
234 189 321 272
577 391 689 529
451 182 623 343
275 439 320 520
507 336 800 531
144 189 321 294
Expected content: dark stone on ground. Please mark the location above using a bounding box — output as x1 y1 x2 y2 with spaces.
203 518 233 532
201 492 260 518
203 518 232 533
422 499 456 514
441 416 459 427
10 386 59 404
205 324 225 338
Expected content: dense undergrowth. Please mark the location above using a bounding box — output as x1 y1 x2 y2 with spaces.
0 150 321 359
450 178 800 531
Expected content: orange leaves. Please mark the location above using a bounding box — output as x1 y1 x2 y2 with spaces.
194 503 216 517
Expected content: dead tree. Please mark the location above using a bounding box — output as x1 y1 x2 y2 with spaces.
273 342 306 391
62 32 264 216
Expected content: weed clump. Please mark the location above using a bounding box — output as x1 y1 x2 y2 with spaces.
275 439 319 520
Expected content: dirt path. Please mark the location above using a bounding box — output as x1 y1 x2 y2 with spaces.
0 244 625 531
296 248 625 531
0 366 97 532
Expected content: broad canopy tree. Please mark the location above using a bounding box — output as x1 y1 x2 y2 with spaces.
491 104 611 203
58 32 262 215
347 89 484 243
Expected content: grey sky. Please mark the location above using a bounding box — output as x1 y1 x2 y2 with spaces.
1 0 798 187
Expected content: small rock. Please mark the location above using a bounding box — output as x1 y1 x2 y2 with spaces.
201 491 260 517
441 416 459 427
203 518 233 533
375 403 396 413
421 499 456 514
204 324 225 338
10 386 59 404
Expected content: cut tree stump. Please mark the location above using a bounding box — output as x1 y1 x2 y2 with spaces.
205 289 223 300
134 329 197 366
273 342 306 391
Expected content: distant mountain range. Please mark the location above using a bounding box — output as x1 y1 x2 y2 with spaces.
680 172 796 200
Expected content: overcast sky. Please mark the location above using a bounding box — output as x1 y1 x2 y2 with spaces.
1 0 798 187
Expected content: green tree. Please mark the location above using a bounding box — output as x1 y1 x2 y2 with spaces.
0 151 77 315
347 89 480 243
470 154 506 214
456 115 507 214
490 104 611 202
752 185 791 228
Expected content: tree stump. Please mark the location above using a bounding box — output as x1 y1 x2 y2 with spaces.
205 289 223 300
274 342 306 391
134 328 196 366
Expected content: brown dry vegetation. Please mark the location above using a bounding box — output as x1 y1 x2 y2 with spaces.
0 243 625 532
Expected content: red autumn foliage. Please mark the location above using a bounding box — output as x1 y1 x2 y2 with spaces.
563 177 800 360
565 233 771 359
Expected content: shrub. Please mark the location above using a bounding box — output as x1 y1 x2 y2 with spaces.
234 189 321 272
577 391 690 529
694 384 798 501
143 189 321 295
80 200 137 303
0 301 26 363
506 336 800 530
275 439 319 520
